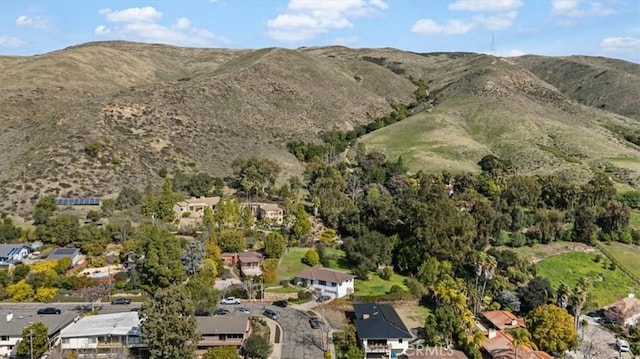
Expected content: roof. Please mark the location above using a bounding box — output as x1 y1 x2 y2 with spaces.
482 331 552 359
47 247 80 260
196 314 249 335
481 311 526 330
352 303 413 339
1 310 78 337
296 266 355 283
238 252 263 263
61 312 141 338
258 203 283 212
0 244 30 258
221 252 236 257
605 296 640 321
176 196 220 207
403 348 468 359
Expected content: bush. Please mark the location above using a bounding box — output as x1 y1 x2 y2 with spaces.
84 141 102 157
182 211 191 218
279 280 290 287
302 249 320 266
263 258 279 271
324 351 332 359
379 267 394 281
297 290 313 301
353 264 369 281
609 261 617 270
594 254 604 263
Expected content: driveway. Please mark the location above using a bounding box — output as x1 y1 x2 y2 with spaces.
565 316 636 359
220 302 326 359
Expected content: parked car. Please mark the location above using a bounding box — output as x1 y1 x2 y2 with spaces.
235 307 251 314
599 317 617 325
111 298 132 305
37 307 61 315
263 309 278 320
130 307 140 312
316 295 331 302
586 309 604 318
309 317 321 329
616 339 630 352
272 300 288 308
221 297 242 305
215 308 230 316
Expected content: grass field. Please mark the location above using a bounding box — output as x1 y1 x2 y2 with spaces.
265 286 299 293
354 272 409 296
630 210 640 230
499 242 594 263
536 252 640 308
273 247 310 285
600 241 640 279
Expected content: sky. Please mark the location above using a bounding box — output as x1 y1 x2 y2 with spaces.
0 0 639 63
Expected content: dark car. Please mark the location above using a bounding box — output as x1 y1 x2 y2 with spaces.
214 308 230 316
316 295 331 302
37 307 61 315
309 317 321 329
111 298 132 305
263 309 278 320
130 307 140 312
272 300 288 308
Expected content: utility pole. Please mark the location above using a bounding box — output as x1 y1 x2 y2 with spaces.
29 329 33 359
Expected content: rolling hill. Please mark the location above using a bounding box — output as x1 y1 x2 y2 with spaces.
1 41 639 217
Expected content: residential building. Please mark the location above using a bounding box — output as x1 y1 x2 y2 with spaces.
243 202 284 226
47 247 82 267
604 295 640 326
59 312 146 358
352 303 414 359
195 313 251 356
221 252 236 266
1 310 77 359
478 310 551 359
295 267 355 299
0 244 30 266
173 196 220 219
237 252 264 277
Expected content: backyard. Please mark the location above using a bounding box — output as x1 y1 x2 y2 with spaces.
536 251 640 308
599 241 640 279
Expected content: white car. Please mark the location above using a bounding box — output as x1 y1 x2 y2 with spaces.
616 339 630 352
221 297 241 305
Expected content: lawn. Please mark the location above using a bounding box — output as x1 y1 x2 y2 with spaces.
499 241 594 263
273 247 311 285
354 272 409 296
265 286 299 293
630 209 640 230
324 247 351 271
600 241 640 279
536 251 640 308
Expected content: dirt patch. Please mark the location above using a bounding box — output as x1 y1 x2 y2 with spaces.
393 301 428 332
529 242 596 263
319 301 353 330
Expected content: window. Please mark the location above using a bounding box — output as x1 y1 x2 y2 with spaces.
399 339 403 343
319 280 327 286
219 335 226 341
61 338 70 344
330 282 337 287
1 336 9 341
128 336 141 344
88 337 97 344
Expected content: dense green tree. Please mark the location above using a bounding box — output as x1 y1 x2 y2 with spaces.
539 175 579 210
116 187 142 210
529 209 565 244
202 206 216 229
597 200 631 234
141 285 196 359
16 322 48 359
185 273 220 316
232 156 281 198
343 231 395 272
0 216 22 243
580 173 615 207
556 283 570 309
181 240 205 276
202 346 238 359
141 184 158 217
509 328 536 359
173 172 224 197
573 204 598 244
263 232 286 258
569 277 592 331
136 225 185 292
502 175 542 208
32 195 56 225
518 277 554 313
243 334 272 359
302 249 320 266
35 214 80 245
292 203 312 240
498 290 521 312
526 304 577 353
156 177 176 221
216 229 247 253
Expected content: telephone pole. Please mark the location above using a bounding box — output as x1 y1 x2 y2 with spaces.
29 329 33 359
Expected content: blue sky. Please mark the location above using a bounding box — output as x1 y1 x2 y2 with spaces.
1 0 639 62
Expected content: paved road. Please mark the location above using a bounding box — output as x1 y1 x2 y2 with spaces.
565 316 636 359
220 302 327 359
0 301 140 315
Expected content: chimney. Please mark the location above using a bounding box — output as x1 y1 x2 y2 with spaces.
362 314 370 320
511 319 518 327
628 293 635 298
6 312 13 322
488 328 497 339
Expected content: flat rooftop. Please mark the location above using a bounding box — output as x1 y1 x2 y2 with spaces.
60 312 141 338
1 310 78 337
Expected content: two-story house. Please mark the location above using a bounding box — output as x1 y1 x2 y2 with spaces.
59 312 146 358
1 311 77 359
237 252 264 277
0 244 30 267
478 310 552 359
295 267 355 299
242 202 285 226
353 303 414 359
174 196 221 219
195 314 251 356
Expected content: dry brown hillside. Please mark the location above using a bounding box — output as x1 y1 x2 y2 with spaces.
1 42 639 218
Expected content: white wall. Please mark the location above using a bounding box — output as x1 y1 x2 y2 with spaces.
0 335 20 359
304 278 354 299
61 337 98 350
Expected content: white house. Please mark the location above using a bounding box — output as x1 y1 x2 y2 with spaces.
59 312 146 358
1 310 77 359
295 267 355 299
0 244 30 266
47 247 82 267
353 303 414 359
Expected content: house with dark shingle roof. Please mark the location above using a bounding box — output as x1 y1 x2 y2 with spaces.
295 266 355 299
0 244 30 266
353 303 413 359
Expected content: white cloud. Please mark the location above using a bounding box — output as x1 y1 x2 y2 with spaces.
16 15 47 29
99 7 163 23
412 19 474 35
502 48 526 57
600 36 640 53
0 34 27 47
332 36 360 45
415 0 523 36
265 0 388 43
551 0 615 19
449 0 523 12
95 6 228 47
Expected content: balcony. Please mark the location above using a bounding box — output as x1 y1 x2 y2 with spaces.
365 342 390 353
96 342 124 349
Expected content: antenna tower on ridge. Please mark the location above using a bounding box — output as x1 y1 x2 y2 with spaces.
490 33 496 56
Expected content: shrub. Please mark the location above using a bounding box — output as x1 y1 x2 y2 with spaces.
279 280 290 287
324 351 332 359
158 167 168 178
609 261 616 270
379 267 394 281
594 254 603 263
263 258 279 271
297 290 313 301
302 249 320 266
84 141 102 157
182 211 191 218
111 156 122 165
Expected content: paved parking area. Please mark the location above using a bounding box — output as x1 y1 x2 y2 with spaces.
566 316 636 359
221 302 326 359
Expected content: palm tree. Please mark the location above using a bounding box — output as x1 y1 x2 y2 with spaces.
477 255 497 314
509 328 536 359
556 283 570 309
570 277 592 331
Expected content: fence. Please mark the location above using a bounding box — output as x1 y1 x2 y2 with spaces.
596 243 640 286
